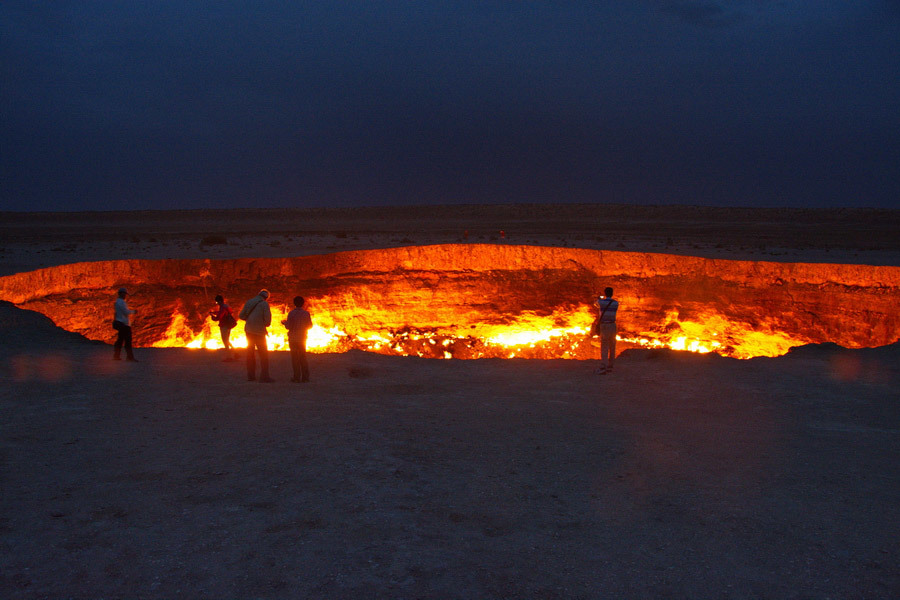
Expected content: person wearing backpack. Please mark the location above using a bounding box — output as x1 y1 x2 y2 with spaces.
238 289 274 382
210 294 239 361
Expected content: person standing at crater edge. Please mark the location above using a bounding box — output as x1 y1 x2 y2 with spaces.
113 287 138 362
239 289 273 382
282 295 313 383
210 294 239 361
594 287 619 374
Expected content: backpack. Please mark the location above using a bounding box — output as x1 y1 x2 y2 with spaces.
220 311 237 329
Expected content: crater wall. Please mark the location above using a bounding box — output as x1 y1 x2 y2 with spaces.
0 245 897 355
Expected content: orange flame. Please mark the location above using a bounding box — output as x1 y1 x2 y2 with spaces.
151 303 810 359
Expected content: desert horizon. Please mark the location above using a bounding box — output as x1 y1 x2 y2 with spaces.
3 204 899 364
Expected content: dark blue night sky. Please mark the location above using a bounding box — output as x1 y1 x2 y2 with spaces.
2 1 899 211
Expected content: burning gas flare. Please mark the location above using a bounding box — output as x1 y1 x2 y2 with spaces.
152 303 809 360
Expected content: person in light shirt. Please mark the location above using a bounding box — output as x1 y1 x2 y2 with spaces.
594 287 619 374
112 287 138 361
239 289 273 382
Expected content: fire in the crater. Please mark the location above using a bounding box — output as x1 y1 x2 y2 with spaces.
1 245 897 361
153 303 808 360
154 305 600 359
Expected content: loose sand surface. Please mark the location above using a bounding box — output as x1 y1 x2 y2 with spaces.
1 205 898 598
2 204 899 275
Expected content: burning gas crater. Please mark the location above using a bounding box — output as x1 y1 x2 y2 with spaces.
1 245 898 360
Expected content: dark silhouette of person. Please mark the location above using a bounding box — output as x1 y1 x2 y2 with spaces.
594 286 619 373
113 287 137 361
238 289 273 382
282 295 313 382
210 294 238 361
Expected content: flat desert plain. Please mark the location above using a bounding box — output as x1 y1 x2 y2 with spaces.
1 205 898 598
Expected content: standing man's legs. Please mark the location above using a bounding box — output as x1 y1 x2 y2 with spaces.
122 325 135 360
220 326 236 360
257 336 270 380
114 324 135 360
289 339 300 381
298 344 309 382
600 323 616 370
289 336 310 382
246 334 258 380
113 324 124 359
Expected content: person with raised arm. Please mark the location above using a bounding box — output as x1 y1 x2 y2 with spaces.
594 287 619 374
112 287 138 362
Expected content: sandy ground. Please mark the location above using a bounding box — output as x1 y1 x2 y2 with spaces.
1 205 899 598
1 204 899 275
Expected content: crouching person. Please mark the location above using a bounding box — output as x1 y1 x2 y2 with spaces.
239 289 273 382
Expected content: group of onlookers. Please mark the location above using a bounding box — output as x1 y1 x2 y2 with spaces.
112 288 314 383
112 286 618 379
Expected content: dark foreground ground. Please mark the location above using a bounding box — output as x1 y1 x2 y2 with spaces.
1 303 898 598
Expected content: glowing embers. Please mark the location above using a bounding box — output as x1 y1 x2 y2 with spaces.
620 309 811 359
153 306 599 359
152 303 811 359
